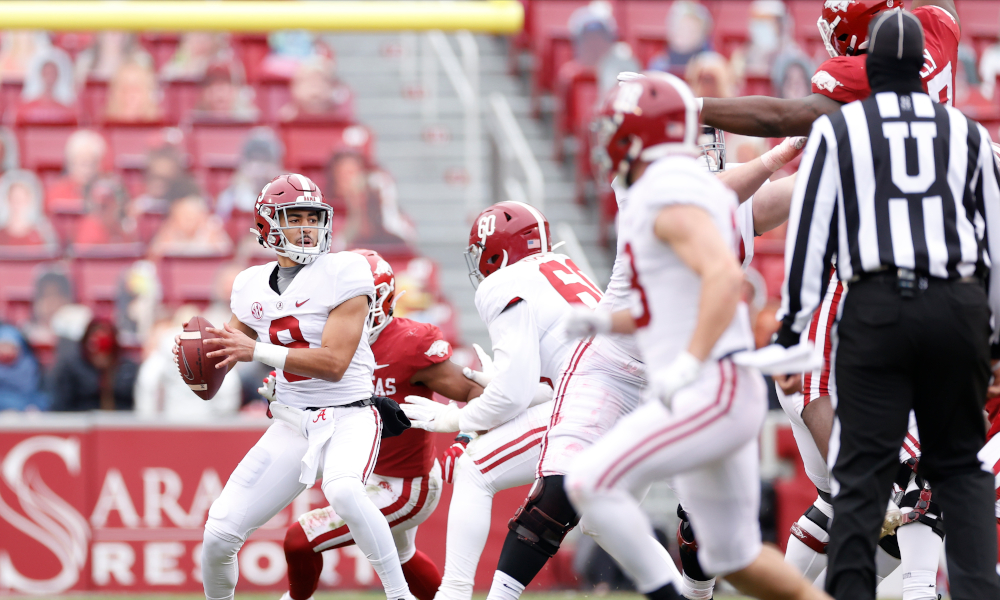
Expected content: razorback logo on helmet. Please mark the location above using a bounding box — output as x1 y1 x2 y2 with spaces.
374 259 392 277
425 339 450 358
817 0 899 58
811 71 844 93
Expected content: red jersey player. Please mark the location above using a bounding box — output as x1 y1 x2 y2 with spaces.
700 0 960 137
276 249 483 600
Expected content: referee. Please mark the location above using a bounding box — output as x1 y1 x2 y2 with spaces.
775 9 1000 600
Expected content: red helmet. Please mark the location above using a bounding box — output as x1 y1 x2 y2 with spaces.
254 173 333 265
465 201 551 287
351 248 396 343
590 71 700 185
818 0 902 58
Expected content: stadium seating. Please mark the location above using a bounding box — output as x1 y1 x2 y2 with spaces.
18 124 76 180
72 244 145 318
620 0 672 68
158 254 234 306
280 122 374 183
190 121 254 197
0 250 60 324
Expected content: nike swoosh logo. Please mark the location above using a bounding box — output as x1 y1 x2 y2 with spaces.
180 347 194 381
295 299 310 307
374 364 390 370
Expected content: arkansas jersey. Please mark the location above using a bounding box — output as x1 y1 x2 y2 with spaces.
811 5 960 106
371 317 452 479
474 252 603 386
622 155 754 369
231 251 376 408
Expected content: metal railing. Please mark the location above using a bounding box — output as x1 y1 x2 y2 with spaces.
415 30 482 216
486 92 545 211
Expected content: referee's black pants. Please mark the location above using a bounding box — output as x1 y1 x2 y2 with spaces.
827 275 1000 600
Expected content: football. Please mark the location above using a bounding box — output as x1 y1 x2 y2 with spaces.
176 316 226 400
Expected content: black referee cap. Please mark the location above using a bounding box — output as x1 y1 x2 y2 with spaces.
866 9 925 95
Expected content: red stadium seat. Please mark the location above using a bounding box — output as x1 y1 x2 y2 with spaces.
233 34 270 85
256 74 294 125
787 1 825 59
743 74 774 97
158 254 233 306
553 63 596 161
528 0 588 104
0 249 60 325
190 121 254 197
18 124 76 178
708 1 753 58
163 79 201 125
958 1 1000 56
1 80 23 120
137 213 166 241
621 0 673 68
50 211 84 246
104 121 167 170
72 244 144 317
140 33 181 72
80 79 109 125
280 122 374 183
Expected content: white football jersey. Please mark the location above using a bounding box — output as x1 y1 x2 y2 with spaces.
621 155 754 371
475 252 603 384
231 251 376 409
598 185 643 364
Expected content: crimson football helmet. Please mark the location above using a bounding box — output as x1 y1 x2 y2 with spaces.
818 0 902 58
590 71 700 186
254 174 332 265
352 248 397 343
465 201 551 287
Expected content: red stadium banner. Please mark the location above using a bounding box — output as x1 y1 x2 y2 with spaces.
0 416 571 594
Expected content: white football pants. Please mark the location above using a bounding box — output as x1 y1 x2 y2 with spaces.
202 405 410 600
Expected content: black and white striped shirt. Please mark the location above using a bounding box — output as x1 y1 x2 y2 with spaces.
780 90 1000 339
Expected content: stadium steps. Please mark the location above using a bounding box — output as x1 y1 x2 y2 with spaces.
328 33 611 349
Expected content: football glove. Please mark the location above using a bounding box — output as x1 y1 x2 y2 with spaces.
564 306 612 339
258 370 277 403
441 434 473 484
462 343 496 387
401 396 462 432
650 352 702 409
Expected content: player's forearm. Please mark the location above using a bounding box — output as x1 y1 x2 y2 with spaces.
751 174 797 233
702 97 825 138
716 158 773 204
458 371 536 431
275 345 352 382
688 264 743 361
609 309 637 334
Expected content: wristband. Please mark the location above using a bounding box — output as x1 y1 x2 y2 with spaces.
253 342 289 370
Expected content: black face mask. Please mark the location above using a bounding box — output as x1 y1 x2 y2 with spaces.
867 52 925 96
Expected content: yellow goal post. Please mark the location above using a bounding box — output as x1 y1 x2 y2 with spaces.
0 1 524 34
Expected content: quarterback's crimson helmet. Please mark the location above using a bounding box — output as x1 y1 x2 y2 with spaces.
818 0 902 58
465 201 551 287
254 173 333 265
351 248 396 343
590 71 700 185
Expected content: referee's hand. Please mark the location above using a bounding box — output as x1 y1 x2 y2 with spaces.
988 360 1000 398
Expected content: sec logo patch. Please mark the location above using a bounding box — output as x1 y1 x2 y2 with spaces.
251 302 263 320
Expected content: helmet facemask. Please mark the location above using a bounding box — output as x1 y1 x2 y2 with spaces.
464 242 485 288
257 202 333 265
367 278 395 343
698 126 726 173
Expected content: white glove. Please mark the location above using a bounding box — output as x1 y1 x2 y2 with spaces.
401 396 462 432
650 352 702 408
732 342 822 375
463 343 497 387
760 136 808 172
258 370 277 402
565 306 612 339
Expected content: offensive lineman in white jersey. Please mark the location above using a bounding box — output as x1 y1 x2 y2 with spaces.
397 201 603 600
480 87 808 600
564 74 830 600
179 174 414 600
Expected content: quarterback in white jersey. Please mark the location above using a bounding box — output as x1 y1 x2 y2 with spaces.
175 174 414 600
564 73 829 600
399 201 602 600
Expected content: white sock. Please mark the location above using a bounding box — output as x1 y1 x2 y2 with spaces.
679 573 716 600
434 460 494 600
898 522 942 600
486 571 525 600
